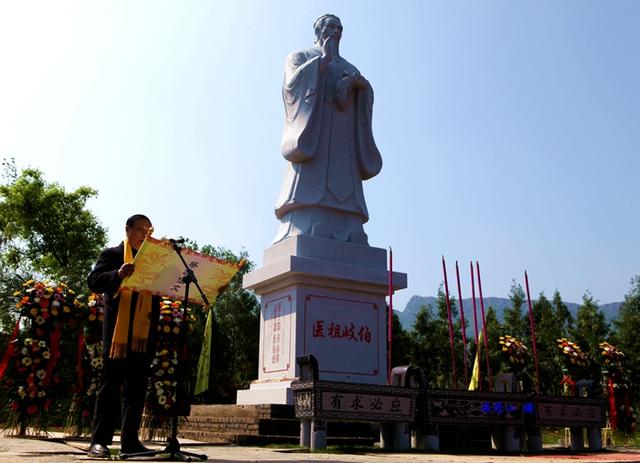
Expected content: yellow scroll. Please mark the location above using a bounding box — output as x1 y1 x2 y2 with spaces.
120 236 241 305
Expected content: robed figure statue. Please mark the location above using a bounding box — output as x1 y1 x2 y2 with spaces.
274 14 382 246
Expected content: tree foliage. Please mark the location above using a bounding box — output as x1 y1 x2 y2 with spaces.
529 293 563 394
389 312 413 368
410 302 448 389
552 289 574 335
573 291 609 356
612 276 640 398
503 281 528 340
0 160 107 286
482 306 503 390
409 288 468 389
0 160 107 335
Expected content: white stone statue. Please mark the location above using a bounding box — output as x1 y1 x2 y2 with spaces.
274 14 382 246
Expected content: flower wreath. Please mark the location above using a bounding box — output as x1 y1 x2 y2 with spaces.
499 334 530 371
0 280 82 435
556 338 590 395
65 292 105 436
143 297 193 438
599 342 637 433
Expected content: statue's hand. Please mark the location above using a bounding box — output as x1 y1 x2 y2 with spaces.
320 34 336 62
335 75 353 110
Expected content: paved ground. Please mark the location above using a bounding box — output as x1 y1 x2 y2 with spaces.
0 434 639 462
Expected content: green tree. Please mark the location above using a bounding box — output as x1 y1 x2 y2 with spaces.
483 306 504 390
571 292 609 383
410 302 449 389
612 276 640 398
410 288 466 390
502 281 528 339
390 311 414 369
438 290 466 389
0 161 107 286
0 259 22 333
531 292 563 394
573 291 609 356
552 289 574 335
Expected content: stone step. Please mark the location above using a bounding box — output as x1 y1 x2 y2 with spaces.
177 404 378 446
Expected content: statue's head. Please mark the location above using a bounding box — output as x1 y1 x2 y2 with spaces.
313 14 342 45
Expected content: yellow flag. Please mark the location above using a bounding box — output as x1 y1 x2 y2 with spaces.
468 331 483 391
194 308 213 395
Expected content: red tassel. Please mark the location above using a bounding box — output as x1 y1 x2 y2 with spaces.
560 374 576 395
0 317 22 380
44 324 63 387
608 378 617 430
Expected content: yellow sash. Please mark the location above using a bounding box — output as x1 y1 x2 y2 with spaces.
109 239 152 359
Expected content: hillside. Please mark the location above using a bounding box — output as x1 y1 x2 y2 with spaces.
397 295 622 331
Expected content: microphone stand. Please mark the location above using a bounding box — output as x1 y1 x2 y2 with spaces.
121 239 209 461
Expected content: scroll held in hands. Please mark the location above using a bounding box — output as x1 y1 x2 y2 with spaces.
119 236 242 306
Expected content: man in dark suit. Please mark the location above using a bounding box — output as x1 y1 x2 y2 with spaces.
87 214 160 458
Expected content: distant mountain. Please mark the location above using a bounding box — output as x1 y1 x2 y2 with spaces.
397 295 623 331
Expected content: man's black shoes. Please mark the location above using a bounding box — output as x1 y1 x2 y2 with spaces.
87 443 110 459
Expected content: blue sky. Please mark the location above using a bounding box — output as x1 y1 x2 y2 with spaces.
1 1 638 310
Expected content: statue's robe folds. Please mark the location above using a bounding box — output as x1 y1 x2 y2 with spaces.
274 47 382 244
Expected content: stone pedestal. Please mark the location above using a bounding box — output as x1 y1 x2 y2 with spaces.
310 419 327 449
236 235 407 405
587 427 602 450
300 418 311 447
412 426 440 451
526 426 543 451
380 422 411 451
570 427 585 450
502 425 521 452
491 426 521 451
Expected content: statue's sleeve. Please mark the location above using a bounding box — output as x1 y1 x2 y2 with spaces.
356 82 383 179
280 50 324 163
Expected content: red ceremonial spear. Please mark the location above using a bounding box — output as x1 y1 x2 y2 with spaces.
442 256 458 388
455 261 469 385
525 270 541 394
476 261 493 392
470 261 481 389
387 247 393 383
